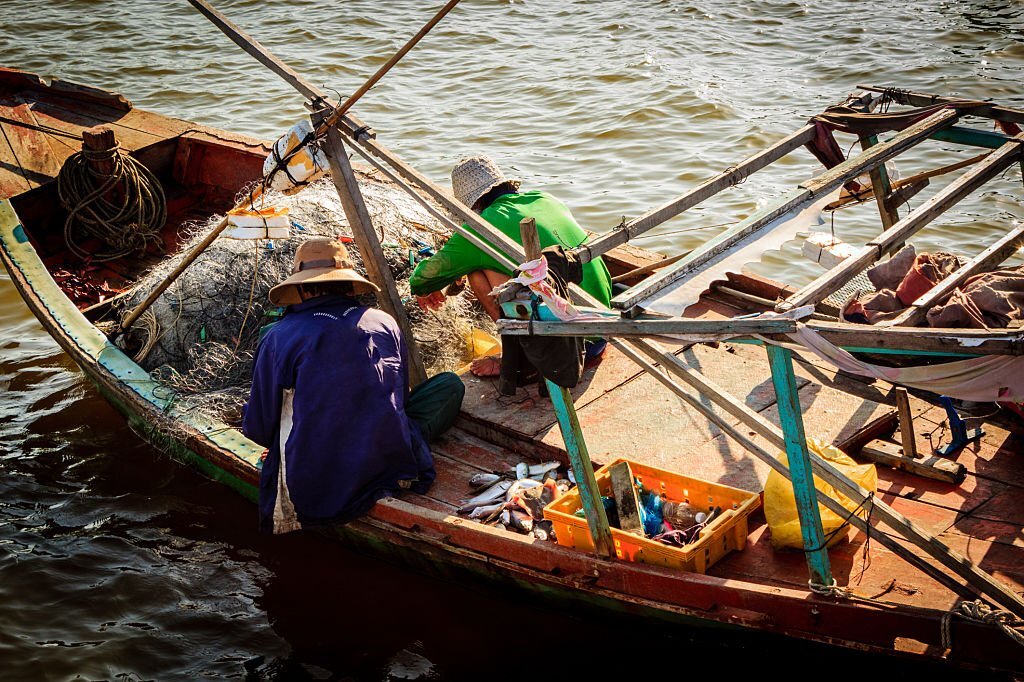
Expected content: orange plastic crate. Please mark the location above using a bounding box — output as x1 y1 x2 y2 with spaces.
543 458 761 573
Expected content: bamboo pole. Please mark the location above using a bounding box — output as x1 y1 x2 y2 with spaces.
521 216 614 558
120 0 463 334
189 0 530 272
579 124 817 264
766 343 834 587
612 108 961 312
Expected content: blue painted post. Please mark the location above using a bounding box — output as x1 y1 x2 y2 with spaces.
766 345 834 588
547 380 615 558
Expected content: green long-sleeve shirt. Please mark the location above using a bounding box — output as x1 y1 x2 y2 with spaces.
409 191 612 307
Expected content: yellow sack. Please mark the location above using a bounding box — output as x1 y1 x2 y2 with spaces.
764 438 877 550
467 328 501 359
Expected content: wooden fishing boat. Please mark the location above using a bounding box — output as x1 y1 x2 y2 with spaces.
3 67 1024 674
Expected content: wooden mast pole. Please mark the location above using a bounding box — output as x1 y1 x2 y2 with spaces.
859 134 900 229
320 123 427 384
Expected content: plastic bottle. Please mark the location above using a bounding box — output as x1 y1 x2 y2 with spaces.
662 500 698 528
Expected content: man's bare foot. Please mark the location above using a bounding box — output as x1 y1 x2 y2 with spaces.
470 354 502 377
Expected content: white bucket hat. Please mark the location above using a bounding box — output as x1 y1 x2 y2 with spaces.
450 155 521 210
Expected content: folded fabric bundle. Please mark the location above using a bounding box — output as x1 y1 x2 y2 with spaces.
927 265 1024 329
843 246 961 324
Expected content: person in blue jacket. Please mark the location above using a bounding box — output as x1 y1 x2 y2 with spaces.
243 237 464 534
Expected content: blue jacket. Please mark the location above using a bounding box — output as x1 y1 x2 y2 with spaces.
243 295 434 533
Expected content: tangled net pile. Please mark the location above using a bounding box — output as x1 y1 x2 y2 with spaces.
116 173 495 423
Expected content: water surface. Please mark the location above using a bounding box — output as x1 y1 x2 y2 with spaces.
1 1 1023 678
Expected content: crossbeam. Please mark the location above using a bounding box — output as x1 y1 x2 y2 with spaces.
612 108 961 311
497 317 797 338
778 134 1024 312
858 84 1024 126
788 321 1024 356
884 223 1024 327
578 124 816 264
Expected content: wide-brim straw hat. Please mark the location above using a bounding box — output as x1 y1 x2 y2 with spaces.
269 237 379 306
451 155 520 210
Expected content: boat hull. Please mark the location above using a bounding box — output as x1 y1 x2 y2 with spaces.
1 69 1021 672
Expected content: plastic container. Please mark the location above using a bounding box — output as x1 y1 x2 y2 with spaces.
543 458 761 573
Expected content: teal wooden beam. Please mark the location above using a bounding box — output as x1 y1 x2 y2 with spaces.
859 134 899 228
931 126 1012 150
728 337 983 358
766 345 834 588
547 380 615 558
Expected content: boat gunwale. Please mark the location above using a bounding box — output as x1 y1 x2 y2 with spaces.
0 92 1021 670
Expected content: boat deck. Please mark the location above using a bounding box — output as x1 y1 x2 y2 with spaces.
5 68 1023 668
438 294 1024 628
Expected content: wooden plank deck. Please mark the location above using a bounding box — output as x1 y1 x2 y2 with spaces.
451 293 1024 621
0 79 192 199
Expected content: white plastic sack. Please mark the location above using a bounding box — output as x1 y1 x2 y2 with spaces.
263 120 328 195
802 232 857 269
224 206 291 240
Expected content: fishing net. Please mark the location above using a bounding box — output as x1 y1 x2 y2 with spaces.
115 173 495 424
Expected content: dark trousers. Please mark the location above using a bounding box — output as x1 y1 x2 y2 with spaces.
406 371 465 442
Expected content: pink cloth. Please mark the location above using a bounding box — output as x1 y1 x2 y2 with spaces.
512 256 602 322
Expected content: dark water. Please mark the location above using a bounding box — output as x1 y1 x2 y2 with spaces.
2 0 1024 678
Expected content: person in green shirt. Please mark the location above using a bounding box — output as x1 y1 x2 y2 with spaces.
411 155 612 376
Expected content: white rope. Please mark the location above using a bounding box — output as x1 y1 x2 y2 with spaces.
808 578 851 599
941 600 1024 650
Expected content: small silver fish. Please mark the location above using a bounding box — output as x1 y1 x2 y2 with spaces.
505 479 542 502
468 472 501 491
508 461 561 480
515 462 529 480
468 501 505 519
459 479 513 513
528 461 561 477
509 510 534 534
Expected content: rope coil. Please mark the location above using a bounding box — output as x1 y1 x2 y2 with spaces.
941 600 1024 650
57 143 167 262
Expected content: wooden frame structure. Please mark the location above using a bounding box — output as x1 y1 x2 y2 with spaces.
495 92 1024 618
490 89 1024 617
182 0 1024 631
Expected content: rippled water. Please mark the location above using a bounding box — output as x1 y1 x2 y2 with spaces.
2 0 1024 678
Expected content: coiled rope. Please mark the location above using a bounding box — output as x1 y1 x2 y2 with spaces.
57 144 167 262
941 600 1024 650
